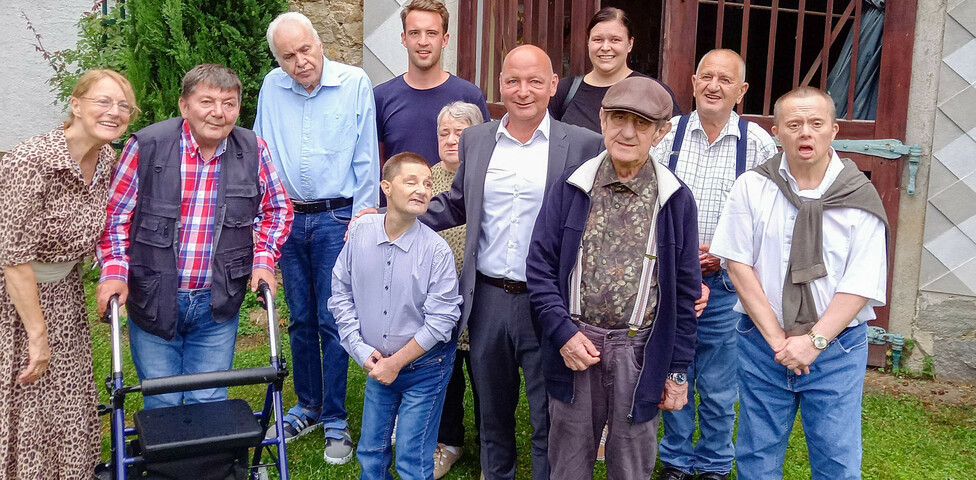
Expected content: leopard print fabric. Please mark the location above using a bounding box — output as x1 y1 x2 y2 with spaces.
0 126 115 479
430 163 470 350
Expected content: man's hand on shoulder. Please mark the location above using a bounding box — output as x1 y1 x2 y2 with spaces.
345 207 379 241
96 279 128 316
658 379 689 411
559 331 601 371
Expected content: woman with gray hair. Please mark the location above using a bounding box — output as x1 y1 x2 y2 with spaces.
430 100 484 478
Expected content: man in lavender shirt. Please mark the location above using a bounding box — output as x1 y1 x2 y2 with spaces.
329 152 462 480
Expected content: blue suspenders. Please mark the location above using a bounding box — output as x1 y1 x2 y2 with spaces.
668 115 749 178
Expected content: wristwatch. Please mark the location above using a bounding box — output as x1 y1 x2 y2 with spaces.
807 331 829 350
667 372 688 385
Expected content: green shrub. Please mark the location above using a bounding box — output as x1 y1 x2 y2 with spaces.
28 0 288 130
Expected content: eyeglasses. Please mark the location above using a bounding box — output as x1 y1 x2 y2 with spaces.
81 96 136 115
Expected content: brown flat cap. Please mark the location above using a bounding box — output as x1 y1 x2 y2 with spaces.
602 76 672 122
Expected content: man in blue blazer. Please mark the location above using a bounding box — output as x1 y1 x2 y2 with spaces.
420 44 604 480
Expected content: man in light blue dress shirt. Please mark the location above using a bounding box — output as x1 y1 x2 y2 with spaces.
253 12 379 464
330 152 461 480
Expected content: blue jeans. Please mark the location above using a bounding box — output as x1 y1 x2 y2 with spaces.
357 341 455 480
279 207 352 433
129 289 239 410
659 269 740 475
735 316 868 480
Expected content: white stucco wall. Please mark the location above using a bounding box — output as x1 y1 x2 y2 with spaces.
363 0 459 86
0 1 94 152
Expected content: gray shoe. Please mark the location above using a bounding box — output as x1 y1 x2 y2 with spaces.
323 427 354 465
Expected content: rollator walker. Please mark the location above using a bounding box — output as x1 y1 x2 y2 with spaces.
100 280 290 480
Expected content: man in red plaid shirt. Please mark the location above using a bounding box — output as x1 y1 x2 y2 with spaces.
95 64 293 409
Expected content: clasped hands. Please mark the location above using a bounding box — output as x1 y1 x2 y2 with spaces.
363 349 403 386
771 333 822 375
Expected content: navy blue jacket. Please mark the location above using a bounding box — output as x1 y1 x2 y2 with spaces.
526 153 701 423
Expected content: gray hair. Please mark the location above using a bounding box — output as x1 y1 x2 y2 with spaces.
181 64 242 100
696 48 747 84
436 101 486 131
267 12 321 60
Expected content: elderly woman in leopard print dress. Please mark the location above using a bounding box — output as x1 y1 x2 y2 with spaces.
0 69 137 479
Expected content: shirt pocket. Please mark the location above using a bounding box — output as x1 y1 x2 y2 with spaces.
317 112 357 156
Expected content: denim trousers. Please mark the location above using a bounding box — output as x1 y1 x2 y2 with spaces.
129 289 239 410
357 341 456 480
659 269 740 475
735 315 868 480
279 207 351 432
548 322 658 480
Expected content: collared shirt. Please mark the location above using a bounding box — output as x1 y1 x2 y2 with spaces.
330 214 461 366
710 150 888 328
97 120 293 288
651 111 778 244
579 156 659 329
478 112 551 281
253 56 379 213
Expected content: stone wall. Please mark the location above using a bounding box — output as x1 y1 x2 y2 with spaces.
908 0 976 381
289 0 364 66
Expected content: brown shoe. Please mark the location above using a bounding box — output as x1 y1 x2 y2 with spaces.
433 443 463 479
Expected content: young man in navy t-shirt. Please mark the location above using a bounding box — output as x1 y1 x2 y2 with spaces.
373 0 490 168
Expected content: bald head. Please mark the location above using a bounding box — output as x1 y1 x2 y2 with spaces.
502 45 554 78
696 49 746 83
498 44 558 135
692 48 749 121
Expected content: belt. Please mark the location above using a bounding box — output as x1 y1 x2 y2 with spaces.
477 272 527 294
291 197 353 214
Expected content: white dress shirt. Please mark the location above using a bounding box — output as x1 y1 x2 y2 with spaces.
477 113 551 282
710 150 888 329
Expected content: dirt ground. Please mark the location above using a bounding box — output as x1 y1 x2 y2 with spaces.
863 369 976 407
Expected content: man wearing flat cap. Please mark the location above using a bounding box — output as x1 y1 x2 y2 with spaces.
526 76 701 479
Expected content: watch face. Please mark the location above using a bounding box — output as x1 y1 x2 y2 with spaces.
814 337 828 349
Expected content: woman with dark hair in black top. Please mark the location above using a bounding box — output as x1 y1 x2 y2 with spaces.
550 7 681 133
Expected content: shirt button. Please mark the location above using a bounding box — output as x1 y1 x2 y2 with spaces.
383 310 388 315
387 261 391 265
513 218 519 224
385 285 389 290
514 192 520 198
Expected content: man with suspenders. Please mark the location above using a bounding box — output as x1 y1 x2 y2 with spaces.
652 49 777 480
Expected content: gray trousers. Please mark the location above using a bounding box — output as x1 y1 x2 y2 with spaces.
468 276 550 480
548 322 660 480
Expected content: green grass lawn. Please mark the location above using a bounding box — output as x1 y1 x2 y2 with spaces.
83 269 976 479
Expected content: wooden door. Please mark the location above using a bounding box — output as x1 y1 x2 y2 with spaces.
663 0 918 366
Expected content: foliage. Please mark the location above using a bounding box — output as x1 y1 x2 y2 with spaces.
123 0 288 130
23 2 128 104
25 0 288 131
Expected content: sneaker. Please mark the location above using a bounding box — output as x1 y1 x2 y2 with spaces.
390 415 398 446
596 424 608 461
323 427 354 465
433 443 463 479
265 405 321 442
